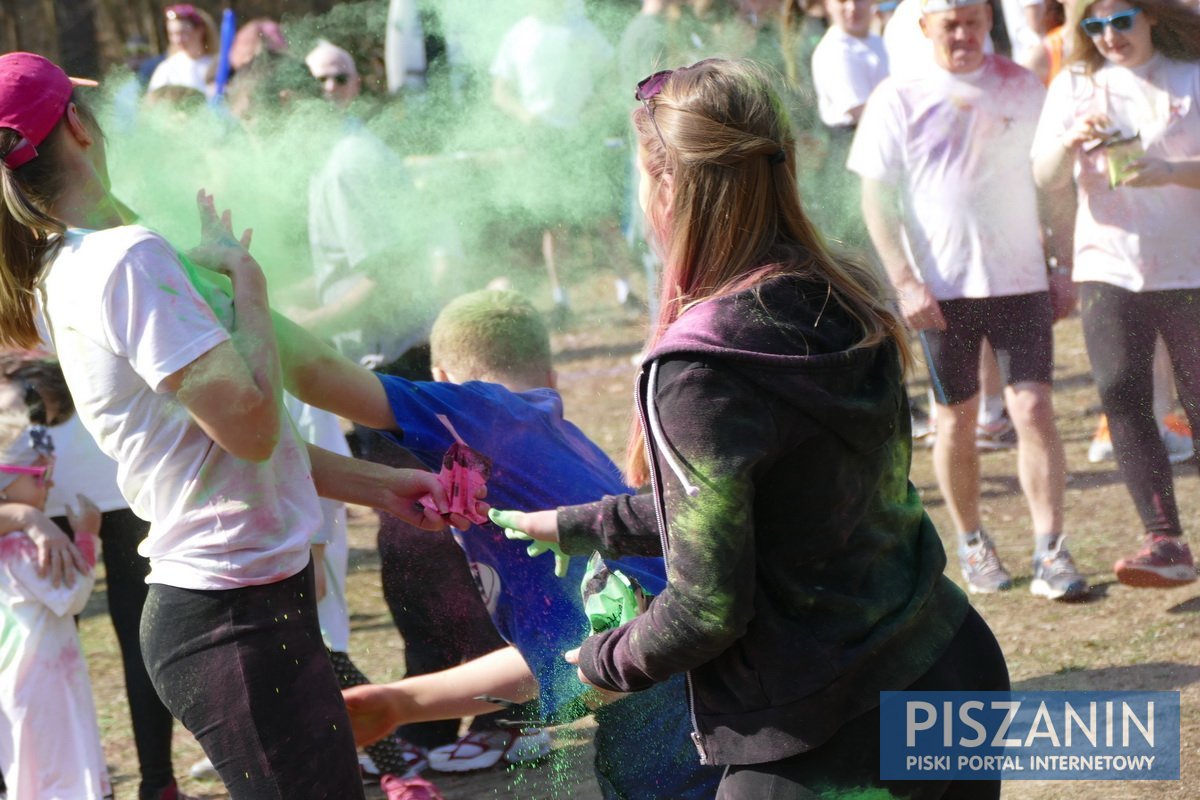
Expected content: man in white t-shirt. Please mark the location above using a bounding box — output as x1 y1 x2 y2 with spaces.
297 41 433 369
850 0 1085 601
812 0 889 128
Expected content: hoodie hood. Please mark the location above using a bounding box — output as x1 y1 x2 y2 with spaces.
645 274 903 456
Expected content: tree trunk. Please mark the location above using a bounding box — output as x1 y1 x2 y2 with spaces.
56 0 101 78
4 0 60 59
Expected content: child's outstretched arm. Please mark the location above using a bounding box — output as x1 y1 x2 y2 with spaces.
342 646 538 747
272 312 396 430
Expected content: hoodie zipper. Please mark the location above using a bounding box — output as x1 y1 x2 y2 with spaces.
636 360 709 766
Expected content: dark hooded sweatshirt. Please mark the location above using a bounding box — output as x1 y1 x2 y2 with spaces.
557 273 970 766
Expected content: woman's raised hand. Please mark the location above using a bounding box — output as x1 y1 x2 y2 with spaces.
187 189 255 277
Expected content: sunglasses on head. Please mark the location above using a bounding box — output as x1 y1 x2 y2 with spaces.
635 69 673 155
1080 7 1142 36
316 73 350 86
635 70 673 104
0 460 54 487
165 4 202 24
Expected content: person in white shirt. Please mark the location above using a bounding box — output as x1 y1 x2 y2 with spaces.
298 41 435 369
850 0 1085 601
812 0 890 127
1031 0 1200 588
0 417 110 800
147 4 216 96
0 53 468 800
810 0 890 251
1002 0 1048 65
490 0 619 318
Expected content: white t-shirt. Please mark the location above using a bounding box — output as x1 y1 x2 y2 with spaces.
883 0 994 81
811 27 889 128
849 56 1048 299
44 415 126 518
284 394 352 653
1001 0 1045 65
40 225 318 590
490 14 613 130
0 532 111 800
1032 55 1200 292
308 122 431 364
147 51 214 95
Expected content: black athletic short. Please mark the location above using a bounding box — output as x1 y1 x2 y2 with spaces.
919 292 1054 406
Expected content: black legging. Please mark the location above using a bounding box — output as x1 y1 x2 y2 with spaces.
716 607 1010 800
140 560 364 800
1078 282 1200 537
55 508 175 800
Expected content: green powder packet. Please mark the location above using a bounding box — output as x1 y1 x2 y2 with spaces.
580 552 650 634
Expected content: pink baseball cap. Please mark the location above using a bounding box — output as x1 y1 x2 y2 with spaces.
0 52 97 170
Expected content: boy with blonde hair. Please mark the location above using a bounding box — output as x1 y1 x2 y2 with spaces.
284 289 720 798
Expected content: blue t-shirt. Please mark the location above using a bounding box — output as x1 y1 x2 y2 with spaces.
379 375 721 800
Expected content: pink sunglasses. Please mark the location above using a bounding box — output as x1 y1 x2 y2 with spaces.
0 460 54 487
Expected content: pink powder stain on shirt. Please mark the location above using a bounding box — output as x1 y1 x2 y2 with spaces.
0 534 36 561
49 637 85 675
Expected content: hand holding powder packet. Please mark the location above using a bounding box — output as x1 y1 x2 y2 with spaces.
419 415 492 525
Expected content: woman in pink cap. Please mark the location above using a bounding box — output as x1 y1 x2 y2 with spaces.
0 52 470 800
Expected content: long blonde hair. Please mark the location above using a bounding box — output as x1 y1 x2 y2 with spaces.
626 58 909 486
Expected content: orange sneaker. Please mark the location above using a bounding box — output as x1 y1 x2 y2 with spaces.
1087 415 1112 463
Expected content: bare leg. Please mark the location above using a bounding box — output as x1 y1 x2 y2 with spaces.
933 394 982 534
1152 336 1174 425
978 341 1005 425
1005 381 1066 536
542 228 567 308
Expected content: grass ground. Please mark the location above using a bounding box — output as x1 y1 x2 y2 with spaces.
78 270 1198 799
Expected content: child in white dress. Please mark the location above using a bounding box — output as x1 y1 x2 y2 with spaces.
0 415 111 800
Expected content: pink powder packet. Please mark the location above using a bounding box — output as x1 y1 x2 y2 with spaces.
419 416 492 525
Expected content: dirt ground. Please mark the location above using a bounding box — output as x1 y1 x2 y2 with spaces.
78 272 1199 799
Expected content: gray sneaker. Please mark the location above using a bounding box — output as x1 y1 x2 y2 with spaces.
958 532 1013 593
1031 537 1089 600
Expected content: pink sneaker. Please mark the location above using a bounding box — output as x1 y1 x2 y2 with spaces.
380 775 446 800
1114 535 1197 588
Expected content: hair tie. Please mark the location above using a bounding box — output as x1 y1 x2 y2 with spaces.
768 150 786 165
